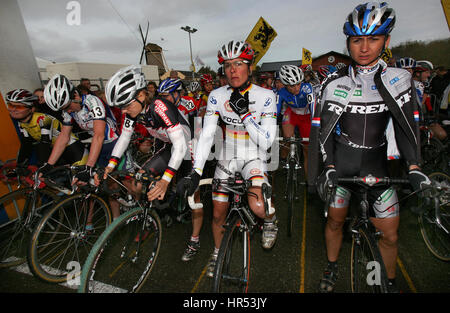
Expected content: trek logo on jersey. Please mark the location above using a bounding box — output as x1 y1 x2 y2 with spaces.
154 100 172 127
395 92 411 107
333 89 348 99
327 102 389 114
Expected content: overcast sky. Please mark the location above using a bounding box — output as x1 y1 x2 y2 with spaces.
17 0 449 72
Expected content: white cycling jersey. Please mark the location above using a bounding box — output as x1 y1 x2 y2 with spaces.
193 84 277 175
62 94 118 144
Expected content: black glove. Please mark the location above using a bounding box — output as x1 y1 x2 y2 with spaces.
38 163 54 177
317 167 337 201
229 89 249 116
408 169 431 195
177 171 201 197
74 165 94 183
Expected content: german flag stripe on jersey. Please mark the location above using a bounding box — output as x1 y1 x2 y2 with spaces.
162 167 176 182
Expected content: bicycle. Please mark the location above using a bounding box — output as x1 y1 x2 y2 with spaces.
78 170 162 293
324 175 410 293
27 165 113 283
420 123 446 174
417 171 450 261
278 136 308 237
189 173 271 293
0 163 70 268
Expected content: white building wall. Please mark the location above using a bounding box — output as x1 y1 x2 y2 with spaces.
0 0 41 95
44 63 160 85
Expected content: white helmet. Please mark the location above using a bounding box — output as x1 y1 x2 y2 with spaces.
279 65 304 86
44 74 75 111
217 40 254 65
105 65 146 107
189 81 201 92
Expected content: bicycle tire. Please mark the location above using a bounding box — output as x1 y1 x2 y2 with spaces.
286 159 295 237
0 187 58 268
78 207 162 293
418 172 450 261
28 192 112 283
421 137 444 173
212 214 250 293
350 226 389 293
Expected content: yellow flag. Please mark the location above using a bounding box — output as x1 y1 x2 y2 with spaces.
302 48 312 65
442 0 450 30
245 17 277 65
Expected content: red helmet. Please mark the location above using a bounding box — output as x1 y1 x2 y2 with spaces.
217 40 254 65
299 64 312 72
6 89 38 107
200 74 213 86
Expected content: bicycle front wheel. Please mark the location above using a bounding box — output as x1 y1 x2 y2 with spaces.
351 226 389 293
418 172 450 261
0 188 58 268
28 193 112 283
78 207 162 293
286 159 295 237
212 214 250 293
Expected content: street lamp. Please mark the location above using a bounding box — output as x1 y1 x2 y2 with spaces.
180 25 197 79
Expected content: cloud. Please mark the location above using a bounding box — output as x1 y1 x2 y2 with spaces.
17 0 450 72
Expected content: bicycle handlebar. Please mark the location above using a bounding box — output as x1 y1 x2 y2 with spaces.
276 136 309 143
188 178 213 210
336 175 410 187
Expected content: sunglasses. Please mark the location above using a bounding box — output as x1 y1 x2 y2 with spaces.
7 103 30 111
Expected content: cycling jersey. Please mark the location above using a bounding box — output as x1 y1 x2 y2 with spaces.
62 94 118 144
108 96 190 183
192 84 277 176
178 96 199 129
276 82 315 116
308 59 421 189
17 112 86 166
187 92 207 116
19 112 77 145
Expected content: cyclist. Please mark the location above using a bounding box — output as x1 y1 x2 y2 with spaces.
308 2 431 293
398 59 448 142
278 65 315 175
200 74 214 101
41 74 119 187
156 77 205 260
317 65 337 84
179 40 278 277
102 65 190 206
187 81 207 118
6 88 87 168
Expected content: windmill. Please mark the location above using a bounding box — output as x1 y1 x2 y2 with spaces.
139 21 150 65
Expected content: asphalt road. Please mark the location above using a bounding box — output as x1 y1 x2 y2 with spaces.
0 168 449 297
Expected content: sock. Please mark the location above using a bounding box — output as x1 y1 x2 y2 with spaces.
190 236 199 242
213 247 219 256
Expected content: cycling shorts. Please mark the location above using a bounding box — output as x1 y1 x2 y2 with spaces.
282 107 311 142
331 142 399 218
212 158 269 203
330 185 399 219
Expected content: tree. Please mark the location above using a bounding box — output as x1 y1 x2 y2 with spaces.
198 66 216 79
390 38 450 68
